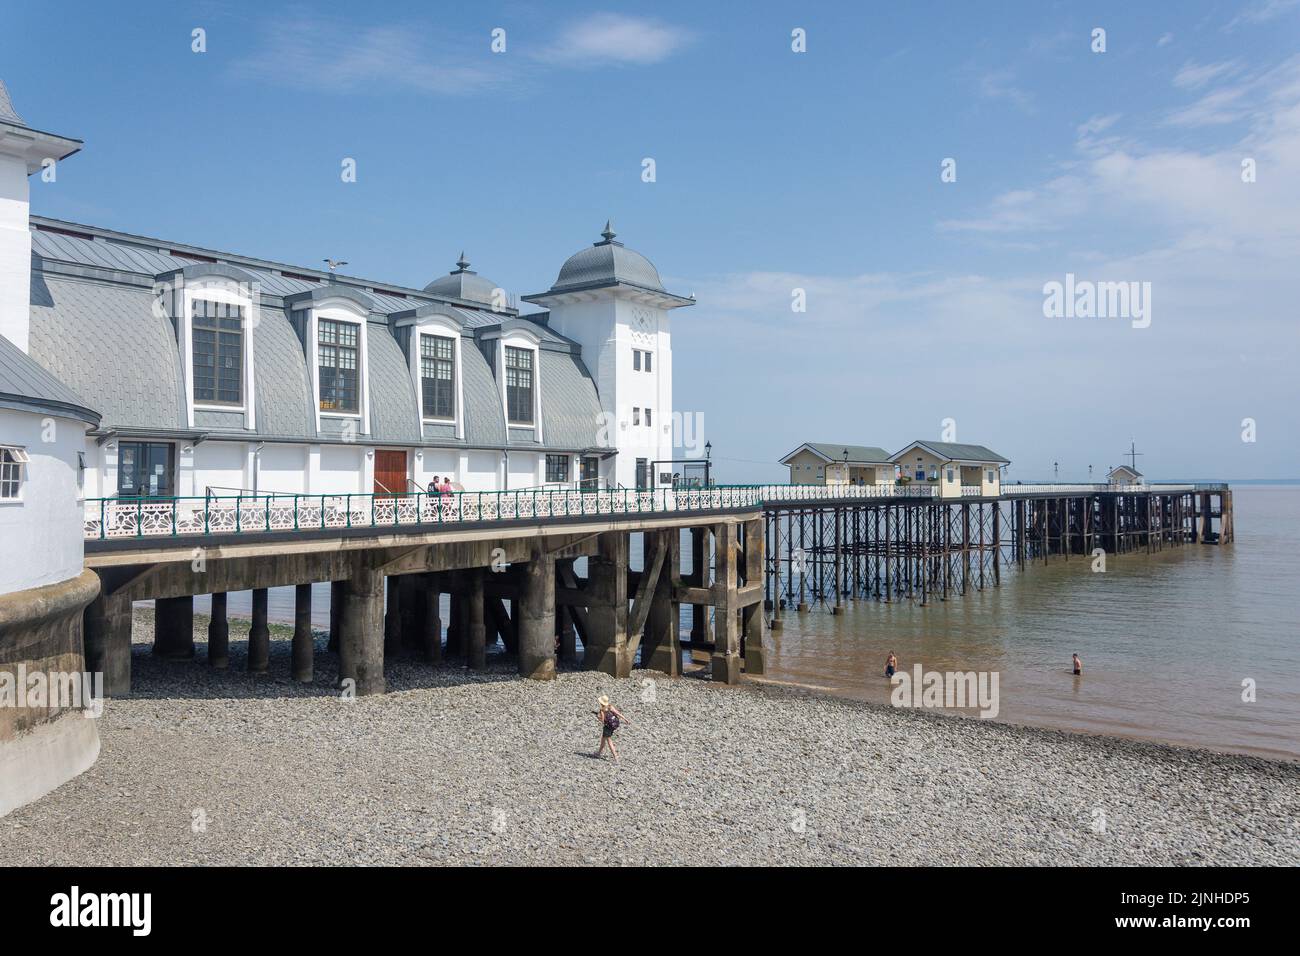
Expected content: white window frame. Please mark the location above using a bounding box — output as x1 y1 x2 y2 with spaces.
0 445 30 501
182 278 258 428
296 298 371 437
413 321 463 430
498 332 542 441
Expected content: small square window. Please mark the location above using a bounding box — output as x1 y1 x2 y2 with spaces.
632 407 641 426
1 446 28 500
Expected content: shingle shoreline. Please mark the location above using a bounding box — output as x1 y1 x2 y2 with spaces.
1 613 1295 866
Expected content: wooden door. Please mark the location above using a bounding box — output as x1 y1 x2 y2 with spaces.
374 450 408 496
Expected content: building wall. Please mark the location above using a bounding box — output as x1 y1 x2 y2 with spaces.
0 408 87 592
786 449 826 484
0 153 31 352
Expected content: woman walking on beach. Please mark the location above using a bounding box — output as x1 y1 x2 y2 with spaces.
885 651 898 679
595 695 628 762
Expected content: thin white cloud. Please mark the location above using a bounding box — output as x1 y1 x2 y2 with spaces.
536 13 694 67
1157 32 1175 47
978 69 1035 113
1226 0 1300 30
229 19 511 95
1173 60 1242 90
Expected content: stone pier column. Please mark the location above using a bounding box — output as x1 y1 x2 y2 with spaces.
152 595 194 660
292 583 313 682
208 592 229 669
328 580 344 654
643 530 682 676
247 588 270 673
519 540 557 680
711 522 742 684
422 573 442 663
84 588 133 696
341 564 385 695
465 569 487 669
585 531 630 677
384 575 402 658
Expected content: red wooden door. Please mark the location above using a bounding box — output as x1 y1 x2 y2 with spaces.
374 450 407 496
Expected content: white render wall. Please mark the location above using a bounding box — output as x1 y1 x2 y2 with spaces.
544 292 674 489
0 408 87 592
0 153 32 353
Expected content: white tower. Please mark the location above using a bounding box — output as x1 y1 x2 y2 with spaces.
524 223 694 490
0 79 82 353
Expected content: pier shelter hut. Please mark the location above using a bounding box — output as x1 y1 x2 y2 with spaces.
1107 464 1143 486
781 442 894 486
889 441 1009 498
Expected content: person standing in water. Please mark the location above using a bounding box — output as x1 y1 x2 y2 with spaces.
595 695 628 762
885 651 898 679
1072 653 1083 676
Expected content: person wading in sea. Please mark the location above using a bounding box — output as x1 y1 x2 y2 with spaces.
885 651 898 679
594 695 628 762
1072 653 1083 676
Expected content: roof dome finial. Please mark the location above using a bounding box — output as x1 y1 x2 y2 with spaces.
454 251 471 274
599 220 616 244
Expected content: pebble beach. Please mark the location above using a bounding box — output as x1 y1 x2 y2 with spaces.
2 612 1296 866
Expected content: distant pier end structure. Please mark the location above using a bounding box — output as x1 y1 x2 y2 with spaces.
764 440 1232 623
0 80 101 816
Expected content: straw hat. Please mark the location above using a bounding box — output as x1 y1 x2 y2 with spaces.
598 695 610 707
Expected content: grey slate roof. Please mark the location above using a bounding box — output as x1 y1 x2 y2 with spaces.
548 225 666 294
29 273 183 431
786 442 893 464
538 350 605 449
26 218 613 452
893 441 1010 464
0 331 99 425
423 255 503 307
0 79 26 127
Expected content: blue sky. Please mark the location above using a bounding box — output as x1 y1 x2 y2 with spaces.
5 0 1299 480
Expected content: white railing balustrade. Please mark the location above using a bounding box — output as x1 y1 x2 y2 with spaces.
83 480 1212 540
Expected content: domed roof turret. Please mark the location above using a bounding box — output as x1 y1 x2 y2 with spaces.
423 253 502 306
548 221 666 293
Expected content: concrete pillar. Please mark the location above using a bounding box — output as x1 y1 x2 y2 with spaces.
208 592 229 669
342 564 385 695
422 573 442 663
742 517 767 675
152 595 194 660
711 522 742 684
519 539 557 680
84 588 133 696
643 529 682 676
292 583 313 682
247 588 270 673
586 531 630 677
328 580 344 654
384 574 402 658
465 569 486 669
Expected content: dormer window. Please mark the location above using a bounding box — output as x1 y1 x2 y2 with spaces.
319 318 360 413
420 334 456 420
192 299 244 405
505 345 534 424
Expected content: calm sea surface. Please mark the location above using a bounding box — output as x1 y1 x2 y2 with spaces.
190 485 1300 761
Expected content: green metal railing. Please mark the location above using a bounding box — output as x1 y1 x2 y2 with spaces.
84 479 1224 541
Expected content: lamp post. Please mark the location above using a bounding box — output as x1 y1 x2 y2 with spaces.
843 448 849 485
704 441 712 487
1054 461 1059 481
